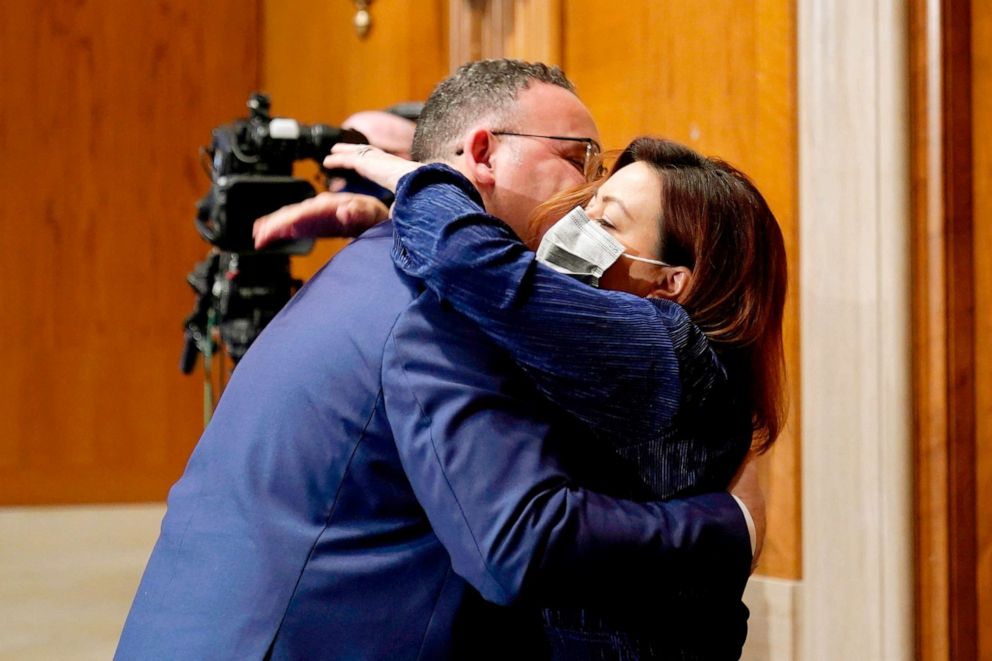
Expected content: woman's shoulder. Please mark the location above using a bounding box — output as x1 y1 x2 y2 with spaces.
648 298 727 382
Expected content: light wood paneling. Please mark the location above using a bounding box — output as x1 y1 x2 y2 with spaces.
0 2 260 503
973 1 992 658
505 0 562 65
448 0 562 66
262 0 448 279
561 0 800 581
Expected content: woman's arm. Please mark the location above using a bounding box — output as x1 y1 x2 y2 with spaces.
392 163 725 446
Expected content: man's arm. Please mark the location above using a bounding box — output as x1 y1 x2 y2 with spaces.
382 293 753 605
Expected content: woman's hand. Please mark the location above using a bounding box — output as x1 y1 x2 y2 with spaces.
323 144 421 193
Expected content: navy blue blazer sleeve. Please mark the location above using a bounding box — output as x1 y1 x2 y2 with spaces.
391 163 726 447
382 293 751 606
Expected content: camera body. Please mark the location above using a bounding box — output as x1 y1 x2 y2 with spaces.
182 93 367 373
195 93 366 254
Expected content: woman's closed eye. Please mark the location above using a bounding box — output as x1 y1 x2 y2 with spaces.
594 215 617 229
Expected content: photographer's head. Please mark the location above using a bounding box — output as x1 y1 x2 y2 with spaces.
342 110 417 160
413 59 600 236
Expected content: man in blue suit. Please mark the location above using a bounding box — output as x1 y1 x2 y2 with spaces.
117 59 758 660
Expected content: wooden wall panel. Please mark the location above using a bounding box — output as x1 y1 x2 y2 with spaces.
448 0 562 66
262 0 448 278
973 1 992 658
0 2 260 503
911 0 982 657
561 0 800 580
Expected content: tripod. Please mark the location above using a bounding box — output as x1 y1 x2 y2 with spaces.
180 249 302 425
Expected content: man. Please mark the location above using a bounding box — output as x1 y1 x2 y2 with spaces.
117 59 757 660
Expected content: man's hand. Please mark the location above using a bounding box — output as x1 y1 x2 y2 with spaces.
253 192 389 250
729 453 765 573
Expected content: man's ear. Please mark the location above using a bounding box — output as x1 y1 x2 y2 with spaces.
647 266 692 301
459 128 497 192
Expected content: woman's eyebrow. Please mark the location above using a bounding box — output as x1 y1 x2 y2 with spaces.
600 194 633 220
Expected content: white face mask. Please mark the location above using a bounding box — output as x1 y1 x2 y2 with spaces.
535 206 668 287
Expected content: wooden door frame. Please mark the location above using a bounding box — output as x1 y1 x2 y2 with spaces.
910 0 978 659
447 0 562 68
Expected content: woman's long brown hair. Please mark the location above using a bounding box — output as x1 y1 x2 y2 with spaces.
528 137 788 453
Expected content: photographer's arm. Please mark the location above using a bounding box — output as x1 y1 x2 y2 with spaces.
253 192 389 249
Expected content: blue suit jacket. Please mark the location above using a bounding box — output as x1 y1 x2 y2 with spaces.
116 222 751 660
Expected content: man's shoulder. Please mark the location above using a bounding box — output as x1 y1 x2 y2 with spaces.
306 220 396 285
286 221 420 321
234 221 422 379
387 294 516 373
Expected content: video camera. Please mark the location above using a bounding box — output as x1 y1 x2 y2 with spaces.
195 92 367 253
181 93 367 375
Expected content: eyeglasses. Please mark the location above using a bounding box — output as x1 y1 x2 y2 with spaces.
491 131 603 178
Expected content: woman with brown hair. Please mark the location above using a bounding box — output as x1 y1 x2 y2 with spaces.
325 136 787 659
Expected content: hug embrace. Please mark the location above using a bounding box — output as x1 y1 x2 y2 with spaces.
118 59 785 660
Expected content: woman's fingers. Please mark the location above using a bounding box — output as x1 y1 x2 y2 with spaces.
323 144 420 193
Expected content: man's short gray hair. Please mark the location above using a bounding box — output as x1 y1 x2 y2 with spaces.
411 59 576 162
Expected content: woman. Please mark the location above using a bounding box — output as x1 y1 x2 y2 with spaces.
327 136 787 659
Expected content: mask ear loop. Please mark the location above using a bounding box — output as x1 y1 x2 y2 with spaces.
621 254 671 267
